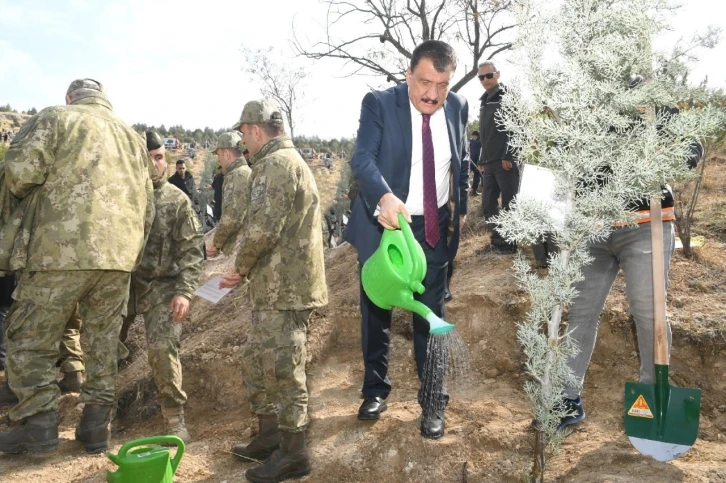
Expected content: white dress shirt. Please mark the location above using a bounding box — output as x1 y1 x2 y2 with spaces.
405 99 451 216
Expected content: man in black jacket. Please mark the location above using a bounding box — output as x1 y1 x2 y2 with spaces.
477 61 518 254
168 159 196 201
211 166 224 222
469 131 482 196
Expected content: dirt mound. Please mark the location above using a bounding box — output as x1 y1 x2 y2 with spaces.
1 157 725 482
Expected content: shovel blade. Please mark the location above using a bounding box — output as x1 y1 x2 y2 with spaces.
624 381 701 462
627 436 694 462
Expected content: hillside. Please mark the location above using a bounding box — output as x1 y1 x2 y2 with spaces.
0 152 724 482
0 112 30 134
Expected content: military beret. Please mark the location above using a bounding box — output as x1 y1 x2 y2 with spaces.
146 131 163 151
232 99 284 130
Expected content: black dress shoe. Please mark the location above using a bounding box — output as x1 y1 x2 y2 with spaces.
420 411 445 439
444 285 453 302
358 397 387 420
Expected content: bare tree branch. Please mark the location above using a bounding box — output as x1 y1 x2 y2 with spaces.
242 47 308 140
293 0 516 92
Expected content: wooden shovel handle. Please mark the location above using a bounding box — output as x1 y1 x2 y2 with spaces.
650 198 669 365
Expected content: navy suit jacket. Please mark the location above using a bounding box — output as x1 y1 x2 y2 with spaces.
346 83 470 264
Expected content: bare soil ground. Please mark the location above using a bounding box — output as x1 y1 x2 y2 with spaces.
0 155 725 482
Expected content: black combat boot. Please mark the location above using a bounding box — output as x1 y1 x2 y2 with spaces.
245 431 311 483
231 415 281 462
0 411 59 453
75 404 113 454
0 383 18 407
57 371 83 394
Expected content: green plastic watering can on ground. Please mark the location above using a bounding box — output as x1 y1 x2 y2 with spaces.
107 436 185 483
361 213 454 335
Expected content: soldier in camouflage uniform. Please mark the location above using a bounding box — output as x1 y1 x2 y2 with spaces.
223 100 327 483
207 131 252 257
118 131 203 443
0 307 84 407
0 79 155 455
56 308 85 392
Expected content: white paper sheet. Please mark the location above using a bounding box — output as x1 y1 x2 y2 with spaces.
517 164 568 231
194 276 233 303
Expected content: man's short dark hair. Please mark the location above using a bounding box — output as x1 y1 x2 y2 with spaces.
259 123 285 138
176 159 186 166
472 131 479 137
410 40 457 73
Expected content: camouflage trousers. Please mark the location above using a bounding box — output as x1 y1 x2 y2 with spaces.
5 270 130 421
121 290 187 408
58 306 84 373
242 309 311 433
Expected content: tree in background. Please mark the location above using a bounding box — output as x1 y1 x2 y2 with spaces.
294 0 515 92
494 0 724 480
242 47 308 140
672 80 726 258
131 123 226 144
293 135 356 157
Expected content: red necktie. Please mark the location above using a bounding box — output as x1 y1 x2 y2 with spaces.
422 114 439 248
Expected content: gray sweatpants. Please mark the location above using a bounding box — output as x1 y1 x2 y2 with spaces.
563 221 675 399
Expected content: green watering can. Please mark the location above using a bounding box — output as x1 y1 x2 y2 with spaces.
361 213 454 335
107 436 185 483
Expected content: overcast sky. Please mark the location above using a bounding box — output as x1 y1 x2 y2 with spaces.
1 0 725 139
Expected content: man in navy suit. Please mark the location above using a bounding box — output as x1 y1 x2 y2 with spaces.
346 40 470 439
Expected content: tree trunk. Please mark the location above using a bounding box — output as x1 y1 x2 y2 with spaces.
532 429 546 482
681 235 692 259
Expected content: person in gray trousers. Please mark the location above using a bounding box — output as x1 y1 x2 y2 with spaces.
554 134 703 430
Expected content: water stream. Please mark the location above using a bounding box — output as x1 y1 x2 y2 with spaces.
420 329 472 416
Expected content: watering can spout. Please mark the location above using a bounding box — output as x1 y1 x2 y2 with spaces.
426 312 455 335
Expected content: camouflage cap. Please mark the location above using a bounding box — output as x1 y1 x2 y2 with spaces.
212 131 242 154
146 131 163 151
66 78 108 102
231 99 284 130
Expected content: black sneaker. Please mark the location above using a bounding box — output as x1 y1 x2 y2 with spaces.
530 396 586 431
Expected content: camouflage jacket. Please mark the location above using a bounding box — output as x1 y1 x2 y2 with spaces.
236 135 328 310
213 156 252 253
3 97 155 272
131 180 203 310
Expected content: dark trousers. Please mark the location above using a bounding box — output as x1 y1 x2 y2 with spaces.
0 306 8 370
481 161 520 248
360 206 449 406
470 162 481 192
532 232 558 268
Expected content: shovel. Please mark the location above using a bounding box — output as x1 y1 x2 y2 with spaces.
623 198 701 462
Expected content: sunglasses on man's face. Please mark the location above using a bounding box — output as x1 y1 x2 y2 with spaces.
478 72 497 81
